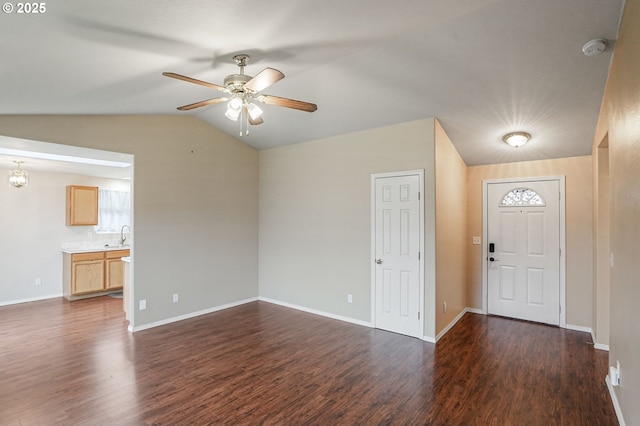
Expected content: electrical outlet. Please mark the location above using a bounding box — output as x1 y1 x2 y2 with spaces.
173 294 179 303
35 278 42 286
347 294 353 304
139 299 146 310
443 301 447 313
472 236 481 245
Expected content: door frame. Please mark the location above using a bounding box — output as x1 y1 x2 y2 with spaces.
370 169 425 338
481 176 566 327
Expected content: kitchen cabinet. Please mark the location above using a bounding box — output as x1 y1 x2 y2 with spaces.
71 252 104 295
66 185 98 226
105 250 130 290
63 248 130 300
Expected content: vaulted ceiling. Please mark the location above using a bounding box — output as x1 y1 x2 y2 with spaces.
0 0 624 166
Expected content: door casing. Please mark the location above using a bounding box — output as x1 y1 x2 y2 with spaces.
371 169 425 338
482 176 566 327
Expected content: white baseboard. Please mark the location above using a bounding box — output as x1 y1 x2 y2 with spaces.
589 329 610 351
0 293 63 307
258 297 373 328
565 324 610 350
435 307 481 342
606 375 626 426
129 297 258 332
565 323 593 334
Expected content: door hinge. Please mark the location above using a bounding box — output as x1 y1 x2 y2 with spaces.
418 312 420 320
559 191 561 201
418 252 421 260
418 192 421 200
559 248 561 257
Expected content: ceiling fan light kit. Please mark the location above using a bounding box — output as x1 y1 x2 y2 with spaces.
163 54 317 136
502 131 531 148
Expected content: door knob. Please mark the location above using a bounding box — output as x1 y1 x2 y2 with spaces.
489 257 499 262
376 259 383 264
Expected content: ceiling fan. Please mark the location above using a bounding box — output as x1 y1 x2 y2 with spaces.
163 54 317 135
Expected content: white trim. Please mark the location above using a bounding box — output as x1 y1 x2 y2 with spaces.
565 323 592 334
370 169 425 339
482 176 566 327
422 335 436 343
436 308 467 341
128 297 258 332
564 324 610 350
435 307 484 342
0 293 63 306
606 375 626 426
588 329 610 351
259 297 373 328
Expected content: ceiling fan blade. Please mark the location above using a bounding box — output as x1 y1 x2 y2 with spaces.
258 94 318 112
244 68 284 93
177 97 228 111
162 72 226 92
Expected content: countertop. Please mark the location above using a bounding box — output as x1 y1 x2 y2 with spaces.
61 243 131 254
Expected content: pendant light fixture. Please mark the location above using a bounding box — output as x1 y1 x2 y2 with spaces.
8 160 28 188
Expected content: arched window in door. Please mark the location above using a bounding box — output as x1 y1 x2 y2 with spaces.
500 188 545 207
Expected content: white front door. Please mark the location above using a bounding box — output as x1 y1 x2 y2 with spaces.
486 179 561 325
373 173 422 338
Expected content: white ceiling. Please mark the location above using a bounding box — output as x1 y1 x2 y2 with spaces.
0 0 624 171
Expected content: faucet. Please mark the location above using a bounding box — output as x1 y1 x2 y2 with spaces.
120 225 131 246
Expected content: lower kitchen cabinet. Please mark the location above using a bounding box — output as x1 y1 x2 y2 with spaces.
105 250 130 290
63 249 130 300
71 252 104 294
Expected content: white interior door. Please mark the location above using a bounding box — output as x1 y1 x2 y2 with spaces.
487 179 561 325
373 174 422 338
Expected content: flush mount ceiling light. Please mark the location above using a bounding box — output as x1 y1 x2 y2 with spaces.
502 132 531 148
582 38 608 56
8 160 28 188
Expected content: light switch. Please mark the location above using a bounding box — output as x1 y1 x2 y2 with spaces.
472 236 481 245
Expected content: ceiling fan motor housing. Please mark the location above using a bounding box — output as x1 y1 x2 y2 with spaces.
224 74 253 93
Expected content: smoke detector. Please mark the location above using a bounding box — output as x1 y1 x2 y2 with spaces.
582 39 608 56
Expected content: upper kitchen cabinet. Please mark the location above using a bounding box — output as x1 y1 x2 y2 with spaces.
66 185 98 226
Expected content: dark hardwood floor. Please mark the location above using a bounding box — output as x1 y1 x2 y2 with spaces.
0 297 616 425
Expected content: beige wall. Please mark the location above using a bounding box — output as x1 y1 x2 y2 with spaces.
0 115 259 327
466 156 593 327
259 119 438 338
591 0 640 422
434 120 467 335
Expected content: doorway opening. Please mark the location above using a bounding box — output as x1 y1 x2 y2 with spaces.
0 135 135 326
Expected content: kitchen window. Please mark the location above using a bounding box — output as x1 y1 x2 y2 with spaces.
97 189 131 233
